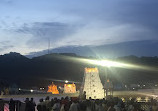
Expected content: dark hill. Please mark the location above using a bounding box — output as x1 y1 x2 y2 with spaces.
0 52 158 87
0 52 30 78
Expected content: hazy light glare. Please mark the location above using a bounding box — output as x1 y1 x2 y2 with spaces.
76 58 158 72
56 55 158 72
86 59 128 67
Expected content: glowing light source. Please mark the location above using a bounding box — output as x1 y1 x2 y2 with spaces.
136 97 141 102
30 89 33 92
87 59 124 67
121 97 125 102
145 97 149 102
65 80 69 83
57 55 158 72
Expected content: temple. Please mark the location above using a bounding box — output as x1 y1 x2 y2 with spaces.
83 67 104 99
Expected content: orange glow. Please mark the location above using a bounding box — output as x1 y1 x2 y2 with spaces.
47 82 59 94
68 84 72 87
85 67 98 73
64 83 76 93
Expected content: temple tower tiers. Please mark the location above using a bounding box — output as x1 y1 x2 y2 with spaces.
83 67 104 99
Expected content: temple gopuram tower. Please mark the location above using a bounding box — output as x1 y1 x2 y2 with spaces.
83 67 104 99
47 82 59 94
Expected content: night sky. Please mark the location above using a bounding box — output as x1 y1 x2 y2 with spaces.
0 0 158 55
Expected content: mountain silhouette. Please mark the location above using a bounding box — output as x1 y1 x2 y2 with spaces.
0 52 158 88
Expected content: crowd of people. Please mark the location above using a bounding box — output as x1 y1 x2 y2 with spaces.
7 96 158 111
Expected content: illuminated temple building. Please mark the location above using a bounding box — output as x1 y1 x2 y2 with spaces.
47 82 59 94
64 83 76 93
83 67 104 99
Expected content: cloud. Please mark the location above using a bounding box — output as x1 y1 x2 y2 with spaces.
0 41 14 52
0 0 13 6
16 22 82 48
0 0 12 3
0 41 10 45
61 0 158 36
109 1 158 32
0 45 14 51
62 23 155 46
1 0 158 55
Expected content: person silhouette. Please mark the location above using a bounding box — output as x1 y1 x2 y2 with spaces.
9 98 15 111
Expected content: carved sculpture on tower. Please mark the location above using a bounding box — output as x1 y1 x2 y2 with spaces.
83 67 104 99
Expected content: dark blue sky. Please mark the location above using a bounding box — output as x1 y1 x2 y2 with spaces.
0 0 158 55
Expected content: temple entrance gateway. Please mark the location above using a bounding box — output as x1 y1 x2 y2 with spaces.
83 67 104 99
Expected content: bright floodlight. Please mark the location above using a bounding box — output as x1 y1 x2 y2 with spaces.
62 55 158 71
87 59 129 68
83 59 156 71
30 89 34 92
65 80 69 83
